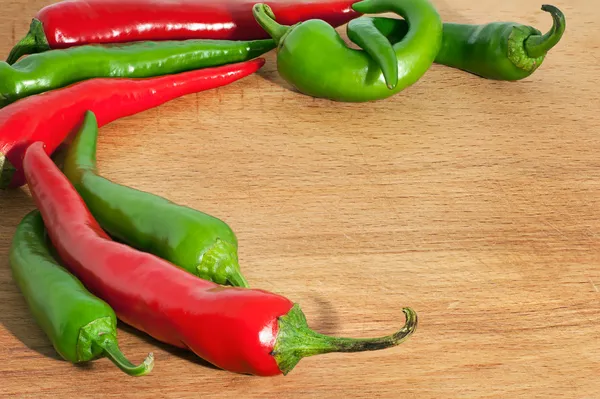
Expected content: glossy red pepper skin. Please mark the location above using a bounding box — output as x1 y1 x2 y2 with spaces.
23 141 294 376
39 0 359 46
23 141 419 376
0 58 265 189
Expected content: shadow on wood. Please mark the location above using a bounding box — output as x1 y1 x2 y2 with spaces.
306 294 341 336
255 60 297 93
0 189 61 359
0 265 63 361
116 322 222 372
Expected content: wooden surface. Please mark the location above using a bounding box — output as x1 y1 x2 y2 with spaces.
0 0 599 397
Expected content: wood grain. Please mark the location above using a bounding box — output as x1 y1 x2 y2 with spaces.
0 0 598 397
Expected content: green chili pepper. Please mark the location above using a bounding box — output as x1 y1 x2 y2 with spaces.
9 210 154 376
0 38 274 107
349 4 566 81
62 110 249 288
252 0 442 102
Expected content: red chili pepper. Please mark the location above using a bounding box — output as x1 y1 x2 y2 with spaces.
7 0 360 63
23 141 418 377
0 58 265 189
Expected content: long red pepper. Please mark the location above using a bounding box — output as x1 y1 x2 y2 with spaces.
23 141 418 377
7 0 360 64
0 58 264 189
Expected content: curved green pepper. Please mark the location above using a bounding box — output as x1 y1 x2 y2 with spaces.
0 38 274 107
62 110 249 288
349 4 566 81
9 210 154 376
252 0 442 102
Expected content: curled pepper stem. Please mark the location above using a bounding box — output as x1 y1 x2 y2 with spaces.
6 19 50 65
273 305 418 375
97 336 155 377
524 5 566 59
252 4 290 44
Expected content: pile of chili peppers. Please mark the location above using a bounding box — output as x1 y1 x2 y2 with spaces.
2 0 565 377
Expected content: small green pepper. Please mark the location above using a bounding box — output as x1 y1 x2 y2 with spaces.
349 4 566 81
252 0 443 102
63 110 249 288
9 210 154 376
0 38 274 107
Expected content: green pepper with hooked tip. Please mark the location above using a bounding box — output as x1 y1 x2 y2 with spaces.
252 0 443 102
348 4 566 81
9 210 154 376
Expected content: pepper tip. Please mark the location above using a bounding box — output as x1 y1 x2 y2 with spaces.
144 352 155 373
256 57 266 68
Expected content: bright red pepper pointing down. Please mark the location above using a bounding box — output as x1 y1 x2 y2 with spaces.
23 138 418 376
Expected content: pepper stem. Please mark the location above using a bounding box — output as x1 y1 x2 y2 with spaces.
273 304 418 375
6 19 50 65
97 336 155 377
524 5 566 59
252 4 290 44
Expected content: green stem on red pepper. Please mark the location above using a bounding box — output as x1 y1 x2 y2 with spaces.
274 305 417 375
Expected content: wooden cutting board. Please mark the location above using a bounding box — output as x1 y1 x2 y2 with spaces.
0 0 598 397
